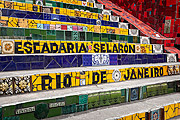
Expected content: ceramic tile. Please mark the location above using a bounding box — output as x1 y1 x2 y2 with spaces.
14 76 31 94
2 40 14 54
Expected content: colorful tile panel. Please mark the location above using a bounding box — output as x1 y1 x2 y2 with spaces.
151 109 160 120
31 65 169 92
0 53 169 72
0 40 153 54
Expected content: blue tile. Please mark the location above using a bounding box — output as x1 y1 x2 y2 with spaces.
67 16 80 23
117 54 122 60
135 54 138 59
51 14 60 21
64 55 76 63
3 61 16 71
110 22 118 27
86 18 91 24
137 54 143 59
26 55 42 62
27 11 43 20
71 58 78 67
0 62 9 71
7 56 13 61
59 15 67 22
44 56 53 67
153 55 158 59
157 54 163 58
117 60 122 65
0 56 8 62
53 56 63 67
13 56 27 62
46 59 61 69
135 60 142 64
10 10 28 18
16 63 31 70
80 18 86 24
43 13 51 20
91 19 96 25
62 58 72 67
31 62 44 69
77 55 83 67
101 20 109 26
110 60 117 65
43 24 50 30
142 59 148 64
82 55 92 66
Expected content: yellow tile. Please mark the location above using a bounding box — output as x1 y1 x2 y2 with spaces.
8 17 19 28
1 16 8 20
26 3 33 11
70 9 75 16
0 1 4 8
66 9 71 16
13 6 19 10
77 1 82 5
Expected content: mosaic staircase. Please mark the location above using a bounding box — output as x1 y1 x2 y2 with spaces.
0 0 179 120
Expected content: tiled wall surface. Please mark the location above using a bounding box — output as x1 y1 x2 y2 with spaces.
0 0 154 44
111 0 179 46
1 80 180 120
0 0 179 120
0 40 155 54
1 64 180 96
0 53 172 72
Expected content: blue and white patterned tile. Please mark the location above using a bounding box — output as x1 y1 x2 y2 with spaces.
92 54 109 66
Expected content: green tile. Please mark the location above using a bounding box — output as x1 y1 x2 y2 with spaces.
79 95 88 104
116 35 120 40
40 30 47 36
56 31 64 40
1 27 7 36
65 95 79 106
111 90 121 99
3 105 16 117
19 113 36 120
86 32 93 41
88 93 99 103
7 28 14 36
128 36 133 43
111 34 116 40
43 36 47 40
3 116 20 120
99 91 111 101
31 29 40 34
47 107 62 118
25 29 30 36
47 35 56 40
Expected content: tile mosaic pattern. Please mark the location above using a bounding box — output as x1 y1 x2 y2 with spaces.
140 36 150 44
0 53 169 72
164 103 180 120
153 44 163 53
167 54 177 62
168 65 180 75
92 54 110 66
0 77 13 95
0 40 154 54
130 88 139 101
2 40 14 54
0 0 159 44
14 76 31 94
31 65 169 92
151 109 160 120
